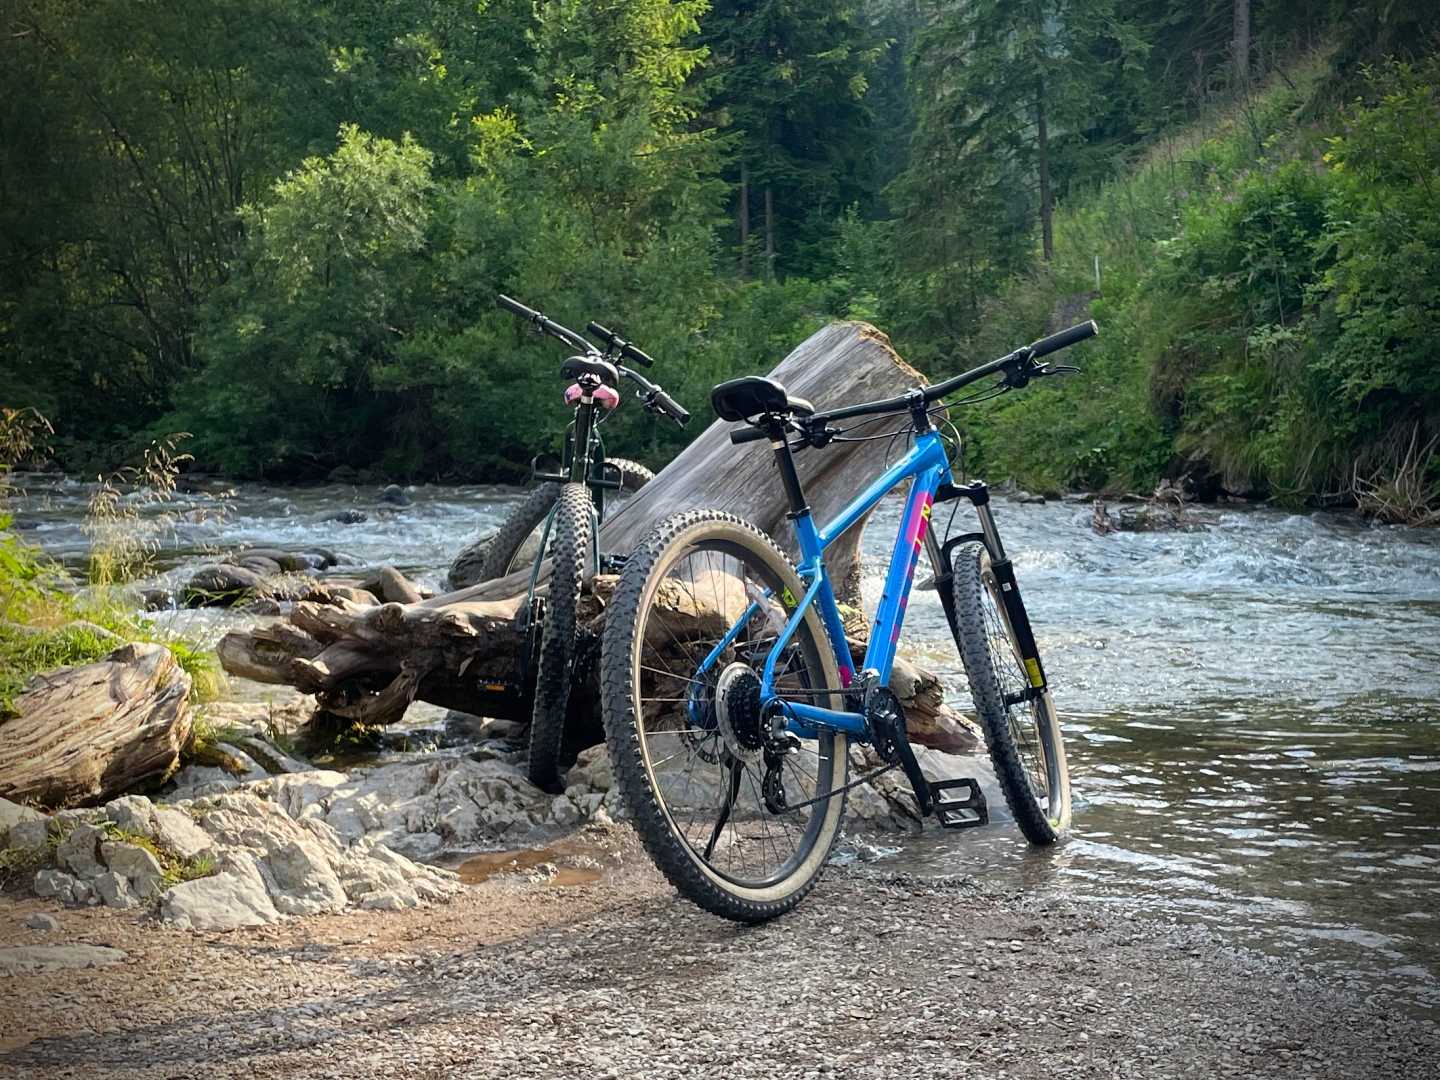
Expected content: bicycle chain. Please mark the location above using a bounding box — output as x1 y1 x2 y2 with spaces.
762 756 898 815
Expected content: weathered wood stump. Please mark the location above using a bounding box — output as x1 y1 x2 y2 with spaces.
0 642 193 808
216 322 980 753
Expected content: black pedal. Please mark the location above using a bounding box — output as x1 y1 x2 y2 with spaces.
929 778 987 829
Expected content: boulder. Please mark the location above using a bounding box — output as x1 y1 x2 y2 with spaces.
33 868 80 902
379 484 411 507
0 796 44 844
104 794 156 837
183 563 265 606
160 852 279 932
93 870 138 910
5 817 51 853
55 823 106 878
151 806 213 859
100 840 165 900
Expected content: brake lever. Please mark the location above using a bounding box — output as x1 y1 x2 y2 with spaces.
1038 363 1081 377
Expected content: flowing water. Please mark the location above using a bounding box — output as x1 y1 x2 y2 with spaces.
10 474 1440 1007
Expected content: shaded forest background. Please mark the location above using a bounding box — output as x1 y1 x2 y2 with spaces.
2 0 1438 514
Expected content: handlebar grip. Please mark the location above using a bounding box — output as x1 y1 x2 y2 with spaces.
1029 320 1098 359
587 321 655 367
729 425 770 446
497 294 539 320
621 342 655 368
651 389 689 426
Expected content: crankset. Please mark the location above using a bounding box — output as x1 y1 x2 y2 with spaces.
863 680 934 817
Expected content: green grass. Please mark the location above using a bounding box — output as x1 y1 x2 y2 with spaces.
99 822 219 889
0 522 223 716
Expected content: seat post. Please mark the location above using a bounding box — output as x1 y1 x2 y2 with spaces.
767 418 810 519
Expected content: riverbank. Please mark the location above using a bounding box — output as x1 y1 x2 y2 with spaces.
2 826 1436 1079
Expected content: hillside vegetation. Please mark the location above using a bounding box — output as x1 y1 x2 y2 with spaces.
948 55 1440 517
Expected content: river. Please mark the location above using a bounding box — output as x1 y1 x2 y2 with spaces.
10 474 1440 1010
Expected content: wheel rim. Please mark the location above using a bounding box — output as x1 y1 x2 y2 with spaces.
630 539 840 890
506 521 547 577
979 560 1064 824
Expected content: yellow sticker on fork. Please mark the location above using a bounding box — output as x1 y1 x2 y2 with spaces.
1024 658 1044 688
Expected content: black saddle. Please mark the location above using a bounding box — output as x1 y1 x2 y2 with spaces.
561 355 618 384
710 376 814 422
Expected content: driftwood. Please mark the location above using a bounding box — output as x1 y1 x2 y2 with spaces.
217 322 981 753
0 643 193 809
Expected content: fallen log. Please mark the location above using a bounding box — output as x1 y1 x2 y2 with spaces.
0 643 193 809
217 322 980 752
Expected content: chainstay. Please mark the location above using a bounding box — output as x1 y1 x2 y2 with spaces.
770 758 898 815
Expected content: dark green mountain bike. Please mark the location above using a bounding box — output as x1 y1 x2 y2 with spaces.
466 296 688 791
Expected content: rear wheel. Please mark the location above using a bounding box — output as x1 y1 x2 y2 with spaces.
950 543 1071 843
527 483 595 793
600 511 849 922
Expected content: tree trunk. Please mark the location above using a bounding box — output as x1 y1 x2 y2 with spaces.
1233 0 1251 88
0 643 193 809
216 322 981 754
1036 75 1054 263
764 186 776 281
738 160 751 279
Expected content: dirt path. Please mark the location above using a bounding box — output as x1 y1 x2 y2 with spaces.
2 830 1436 1080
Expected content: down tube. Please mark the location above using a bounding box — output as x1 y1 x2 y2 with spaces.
863 463 947 683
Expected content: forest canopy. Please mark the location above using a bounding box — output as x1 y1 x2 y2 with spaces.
2 0 1437 513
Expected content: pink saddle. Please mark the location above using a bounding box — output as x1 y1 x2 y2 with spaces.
566 383 620 409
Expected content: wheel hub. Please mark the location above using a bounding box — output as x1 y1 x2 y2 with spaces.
715 662 766 763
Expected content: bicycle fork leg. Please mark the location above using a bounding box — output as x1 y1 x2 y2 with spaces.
929 507 1047 693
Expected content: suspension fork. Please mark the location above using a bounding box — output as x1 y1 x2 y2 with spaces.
929 483 1048 692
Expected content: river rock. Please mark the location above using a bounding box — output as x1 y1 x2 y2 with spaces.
566 745 613 793
379 484 411 507
152 806 213 859
140 588 174 611
5 817 51 853
183 563 265 606
0 797 44 844
56 823 106 878
0 945 127 975
104 794 157 837
33 869 80 903
328 509 368 525
100 840 164 900
160 851 279 932
234 555 283 576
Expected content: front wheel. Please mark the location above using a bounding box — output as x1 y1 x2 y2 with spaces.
528 483 595 792
950 543 1071 844
600 511 849 922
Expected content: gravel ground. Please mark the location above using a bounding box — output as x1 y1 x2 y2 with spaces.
1 826 1436 1080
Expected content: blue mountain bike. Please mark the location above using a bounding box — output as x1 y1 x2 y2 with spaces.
600 321 1097 920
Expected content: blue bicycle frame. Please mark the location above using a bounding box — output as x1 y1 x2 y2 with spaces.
695 427 955 744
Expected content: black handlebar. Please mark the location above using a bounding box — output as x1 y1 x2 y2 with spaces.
497 294 595 355
730 425 770 445
805 320 1099 426
498 293 688 426
587 321 655 368
648 388 690 426
1030 320 1098 360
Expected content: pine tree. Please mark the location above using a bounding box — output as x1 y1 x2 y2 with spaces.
698 0 886 279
